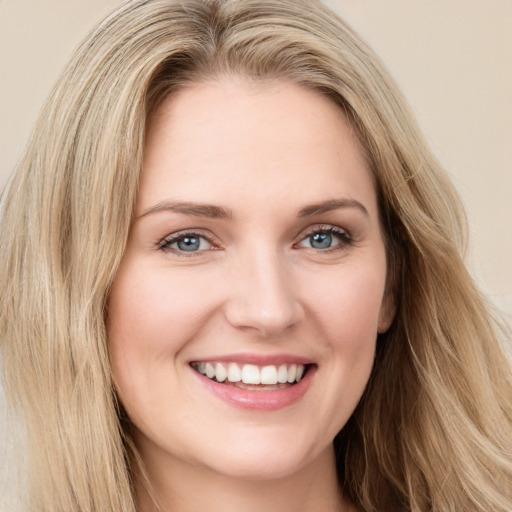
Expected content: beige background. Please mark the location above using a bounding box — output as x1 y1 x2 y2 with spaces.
1 0 511 318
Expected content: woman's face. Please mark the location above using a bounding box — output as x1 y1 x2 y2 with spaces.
108 78 394 482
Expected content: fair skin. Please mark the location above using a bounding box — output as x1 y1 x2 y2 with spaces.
107 77 394 512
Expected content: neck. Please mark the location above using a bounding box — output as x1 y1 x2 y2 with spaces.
134 443 350 512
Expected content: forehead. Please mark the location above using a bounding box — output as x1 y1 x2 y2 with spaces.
139 78 377 218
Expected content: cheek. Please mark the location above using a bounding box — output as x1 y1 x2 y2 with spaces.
324 273 382 370
305 262 386 342
292 264 385 436
106 262 219 406
108 264 214 353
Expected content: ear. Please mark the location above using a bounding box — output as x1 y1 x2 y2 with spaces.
377 292 396 334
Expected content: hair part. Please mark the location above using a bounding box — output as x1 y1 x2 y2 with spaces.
1 1 511 511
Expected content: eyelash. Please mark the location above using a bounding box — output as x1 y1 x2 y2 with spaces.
159 231 217 255
295 225 353 253
158 225 353 256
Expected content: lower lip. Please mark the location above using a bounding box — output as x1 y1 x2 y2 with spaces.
192 366 316 411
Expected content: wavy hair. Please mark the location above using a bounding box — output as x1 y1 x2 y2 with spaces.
1 1 511 511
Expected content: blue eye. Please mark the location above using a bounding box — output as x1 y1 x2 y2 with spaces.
298 227 351 250
160 233 213 253
309 232 333 249
175 235 201 251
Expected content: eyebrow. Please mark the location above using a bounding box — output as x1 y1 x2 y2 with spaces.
297 199 369 217
138 197 368 220
138 200 233 219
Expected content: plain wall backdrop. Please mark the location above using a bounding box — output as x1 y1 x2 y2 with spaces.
1 0 511 318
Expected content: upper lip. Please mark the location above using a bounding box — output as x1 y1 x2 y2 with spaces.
189 352 315 366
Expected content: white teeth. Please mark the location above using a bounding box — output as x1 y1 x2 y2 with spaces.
227 362 242 382
277 364 288 383
215 363 227 382
194 361 307 386
241 364 261 384
260 365 278 385
287 364 297 383
205 362 215 379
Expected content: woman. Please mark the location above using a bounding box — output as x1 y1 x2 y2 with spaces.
1 1 511 511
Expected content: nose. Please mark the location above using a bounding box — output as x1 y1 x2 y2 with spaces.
223 248 304 337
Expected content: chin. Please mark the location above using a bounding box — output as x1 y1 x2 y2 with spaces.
205 453 310 481
191 429 330 481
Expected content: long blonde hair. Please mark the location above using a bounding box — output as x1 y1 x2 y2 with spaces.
1 1 511 511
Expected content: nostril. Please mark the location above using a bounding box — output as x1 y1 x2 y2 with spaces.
223 298 304 337
222 257 305 336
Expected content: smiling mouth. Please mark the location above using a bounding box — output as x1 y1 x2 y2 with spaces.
190 361 311 390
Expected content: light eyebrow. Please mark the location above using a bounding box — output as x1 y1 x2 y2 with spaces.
297 199 369 218
138 200 233 220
